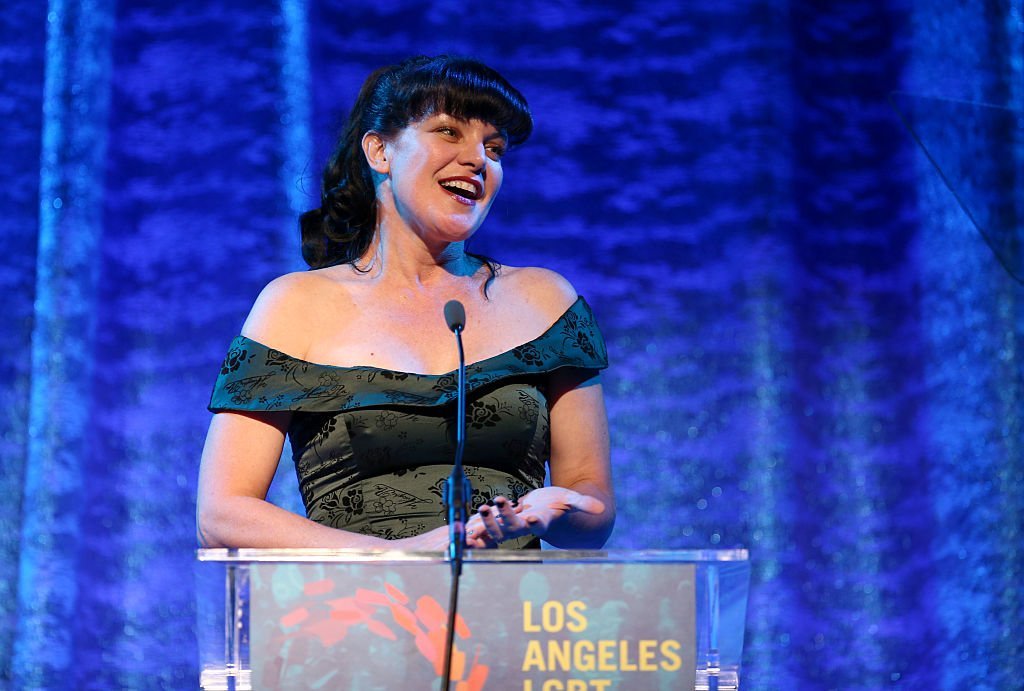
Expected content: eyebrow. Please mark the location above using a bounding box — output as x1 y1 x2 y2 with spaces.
435 114 506 141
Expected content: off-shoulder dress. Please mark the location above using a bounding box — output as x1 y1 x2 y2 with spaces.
208 297 607 549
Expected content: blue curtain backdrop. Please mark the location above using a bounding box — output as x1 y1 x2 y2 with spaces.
1 1 1022 688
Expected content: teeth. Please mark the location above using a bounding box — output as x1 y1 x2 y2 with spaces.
440 180 478 198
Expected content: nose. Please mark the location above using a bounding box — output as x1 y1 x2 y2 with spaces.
458 139 486 173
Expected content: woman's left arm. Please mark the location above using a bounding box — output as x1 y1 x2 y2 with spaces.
468 368 615 549
540 367 616 548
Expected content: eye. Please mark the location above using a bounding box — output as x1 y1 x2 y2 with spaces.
486 143 507 161
436 126 458 137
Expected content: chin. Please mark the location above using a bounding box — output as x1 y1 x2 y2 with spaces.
433 220 484 243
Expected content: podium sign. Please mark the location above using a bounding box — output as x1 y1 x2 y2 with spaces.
196 549 749 690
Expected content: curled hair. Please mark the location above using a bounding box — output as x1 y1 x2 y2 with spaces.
300 55 533 274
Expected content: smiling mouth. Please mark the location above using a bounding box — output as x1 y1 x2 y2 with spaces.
438 177 482 201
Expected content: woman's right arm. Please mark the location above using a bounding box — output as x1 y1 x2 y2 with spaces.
197 409 479 550
197 273 364 548
196 409 394 549
196 273 467 551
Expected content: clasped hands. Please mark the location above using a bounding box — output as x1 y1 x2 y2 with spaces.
463 486 605 548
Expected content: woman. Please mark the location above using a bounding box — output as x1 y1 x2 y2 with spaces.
197 55 614 551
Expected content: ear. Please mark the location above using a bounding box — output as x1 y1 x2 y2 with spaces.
362 131 389 174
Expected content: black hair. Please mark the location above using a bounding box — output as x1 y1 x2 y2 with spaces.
300 55 533 279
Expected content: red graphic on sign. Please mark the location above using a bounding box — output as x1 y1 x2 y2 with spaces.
276 578 489 689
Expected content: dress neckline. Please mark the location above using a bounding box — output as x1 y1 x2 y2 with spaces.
235 296 587 378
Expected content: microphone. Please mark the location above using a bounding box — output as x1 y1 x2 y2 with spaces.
442 300 471 570
444 300 466 332
441 299 473 691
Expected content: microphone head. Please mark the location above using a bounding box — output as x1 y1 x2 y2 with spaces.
443 300 466 332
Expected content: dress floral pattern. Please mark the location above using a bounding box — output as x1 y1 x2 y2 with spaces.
209 297 607 549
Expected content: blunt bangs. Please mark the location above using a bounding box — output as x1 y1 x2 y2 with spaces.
382 57 533 146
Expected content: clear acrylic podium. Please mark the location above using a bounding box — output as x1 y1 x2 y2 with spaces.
196 549 749 690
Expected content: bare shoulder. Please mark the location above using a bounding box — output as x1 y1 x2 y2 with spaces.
240 270 342 358
497 265 580 323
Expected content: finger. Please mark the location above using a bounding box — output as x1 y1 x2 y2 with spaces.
465 525 485 546
466 533 493 549
514 511 553 537
478 503 506 542
565 492 605 515
465 515 497 547
525 514 545 532
462 518 490 548
493 496 521 527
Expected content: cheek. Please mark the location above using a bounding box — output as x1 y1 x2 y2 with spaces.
489 165 504 194
392 153 431 194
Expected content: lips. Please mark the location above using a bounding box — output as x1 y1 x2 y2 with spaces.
438 176 483 201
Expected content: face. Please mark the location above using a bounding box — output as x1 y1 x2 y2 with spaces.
370 113 507 244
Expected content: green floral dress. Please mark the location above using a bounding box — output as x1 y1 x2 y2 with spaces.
209 297 607 549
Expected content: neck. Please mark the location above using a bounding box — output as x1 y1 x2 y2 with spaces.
358 217 477 289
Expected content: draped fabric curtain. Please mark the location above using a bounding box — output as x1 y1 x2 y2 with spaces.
1 1 1021 688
